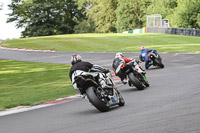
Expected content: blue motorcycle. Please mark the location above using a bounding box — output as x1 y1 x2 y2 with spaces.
148 51 164 68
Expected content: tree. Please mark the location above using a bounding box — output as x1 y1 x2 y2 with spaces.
146 0 177 19
116 0 150 33
170 0 200 28
75 0 118 33
7 0 84 37
88 0 118 33
73 0 96 33
74 18 95 33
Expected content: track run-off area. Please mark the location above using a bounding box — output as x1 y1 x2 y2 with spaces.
0 48 200 133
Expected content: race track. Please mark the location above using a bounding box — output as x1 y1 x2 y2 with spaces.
0 48 200 133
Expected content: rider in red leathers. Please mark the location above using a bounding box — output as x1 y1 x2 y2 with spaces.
112 52 146 84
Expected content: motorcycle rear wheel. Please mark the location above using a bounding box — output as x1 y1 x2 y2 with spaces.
86 86 110 112
128 73 144 90
154 58 164 68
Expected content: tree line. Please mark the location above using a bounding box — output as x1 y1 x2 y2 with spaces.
7 0 200 37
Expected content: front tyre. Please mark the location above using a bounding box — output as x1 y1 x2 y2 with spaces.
117 92 125 106
144 80 150 87
128 73 144 90
86 86 110 112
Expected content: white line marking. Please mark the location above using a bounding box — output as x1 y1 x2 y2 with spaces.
0 104 52 117
173 53 179 56
0 46 55 52
0 94 80 117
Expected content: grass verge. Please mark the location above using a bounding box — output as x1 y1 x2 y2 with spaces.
2 33 200 53
0 60 76 111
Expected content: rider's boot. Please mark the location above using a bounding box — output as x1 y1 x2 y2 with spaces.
121 78 128 84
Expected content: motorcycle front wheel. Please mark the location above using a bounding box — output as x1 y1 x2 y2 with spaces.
86 86 110 112
118 92 125 106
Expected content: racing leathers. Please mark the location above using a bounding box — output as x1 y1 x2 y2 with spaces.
112 56 145 84
139 49 158 69
69 61 111 94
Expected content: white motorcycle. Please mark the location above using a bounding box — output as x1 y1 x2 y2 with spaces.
72 70 125 112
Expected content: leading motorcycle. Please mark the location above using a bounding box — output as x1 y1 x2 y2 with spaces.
74 71 125 112
148 51 164 68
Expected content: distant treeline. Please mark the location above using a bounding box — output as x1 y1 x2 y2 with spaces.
7 0 200 37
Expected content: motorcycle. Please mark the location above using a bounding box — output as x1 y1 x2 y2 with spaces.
125 61 149 90
148 51 164 68
74 71 125 112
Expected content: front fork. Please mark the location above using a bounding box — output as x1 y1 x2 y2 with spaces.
108 88 120 104
105 73 120 104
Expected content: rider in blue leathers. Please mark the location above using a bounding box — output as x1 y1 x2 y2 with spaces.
139 46 158 69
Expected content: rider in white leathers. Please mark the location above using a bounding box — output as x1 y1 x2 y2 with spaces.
69 54 112 94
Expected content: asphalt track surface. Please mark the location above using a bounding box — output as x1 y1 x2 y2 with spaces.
0 48 200 133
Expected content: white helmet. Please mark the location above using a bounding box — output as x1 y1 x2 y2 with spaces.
115 52 123 58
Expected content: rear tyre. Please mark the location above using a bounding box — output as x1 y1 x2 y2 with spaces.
154 59 164 68
86 86 110 112
128 73 144 90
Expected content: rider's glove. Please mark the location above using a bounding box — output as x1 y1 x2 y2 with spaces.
136 60 141 64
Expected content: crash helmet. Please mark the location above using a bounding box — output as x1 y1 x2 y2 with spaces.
71 54 82 65
115 52 124 58
140 46 145 51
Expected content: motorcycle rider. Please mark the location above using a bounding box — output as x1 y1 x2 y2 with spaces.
69 54 112 95
112 52 146 84
139 46 158 69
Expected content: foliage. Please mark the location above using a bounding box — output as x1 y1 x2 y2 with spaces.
6 0 200 36
76 0 200 31
74 18 96 33
170 0 200 28
7 0 84 37
146 0 177 19
116 0 150 32
87 0 118 33
73 0 97 33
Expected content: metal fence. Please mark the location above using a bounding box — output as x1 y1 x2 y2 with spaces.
146 27 200 37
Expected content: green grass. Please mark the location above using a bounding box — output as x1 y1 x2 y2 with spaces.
0 60 77 111
2 33 200 53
